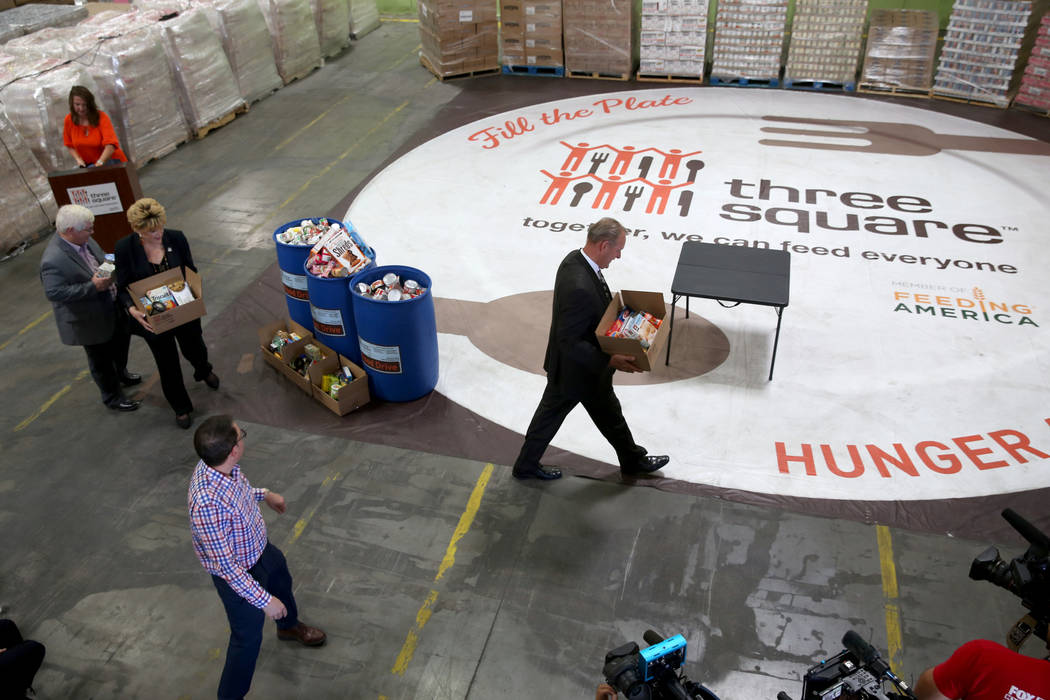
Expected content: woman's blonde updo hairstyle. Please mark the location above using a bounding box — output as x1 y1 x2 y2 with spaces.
127 197 167 233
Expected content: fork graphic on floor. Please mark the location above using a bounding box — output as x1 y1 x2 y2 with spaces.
758 116 1050 157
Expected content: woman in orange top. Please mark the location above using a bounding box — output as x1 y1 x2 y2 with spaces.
63 85 128 168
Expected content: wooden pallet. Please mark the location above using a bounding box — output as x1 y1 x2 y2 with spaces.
420 53 500 81
502 64 565 77
931 89 1010 109
1011 100 1050 118
636 73 704 84
280 65 321 86
858 83 932 98
193 104 248 140
710 75 780 88
567 68 631 81
784 78 856 92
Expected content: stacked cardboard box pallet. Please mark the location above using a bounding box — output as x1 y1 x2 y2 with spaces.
784 0 867 88
500 0 563 71
1015 11 1050 112
933 0 1031 107
562 0 631 78
710 0 788 83
638 0 708 80
418 0 499 78
859 9 938 92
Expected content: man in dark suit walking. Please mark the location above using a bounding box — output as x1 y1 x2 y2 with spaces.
39 204 141 411
513 217 669 481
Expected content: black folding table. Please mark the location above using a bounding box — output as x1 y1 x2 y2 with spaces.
664 242 791 380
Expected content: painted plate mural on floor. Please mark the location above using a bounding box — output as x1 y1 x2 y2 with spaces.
344 87 1050 502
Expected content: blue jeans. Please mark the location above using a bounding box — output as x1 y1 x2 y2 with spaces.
211 542 299 700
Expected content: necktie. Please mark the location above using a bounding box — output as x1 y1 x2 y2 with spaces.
597 270 612 304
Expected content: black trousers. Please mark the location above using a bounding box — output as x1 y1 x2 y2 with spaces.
82 304 131 406
514 374 646 471
140 318 212 416
0 619 45 700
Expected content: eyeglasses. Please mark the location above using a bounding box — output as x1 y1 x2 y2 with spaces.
236 428 247 443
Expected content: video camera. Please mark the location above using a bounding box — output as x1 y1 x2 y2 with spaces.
603 630 722 700
969 508 1050 651
776 630 916 700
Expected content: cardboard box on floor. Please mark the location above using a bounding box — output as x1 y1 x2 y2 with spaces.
257 319 317 395
595 290 668 372
128 268 206 333
308 353 370 416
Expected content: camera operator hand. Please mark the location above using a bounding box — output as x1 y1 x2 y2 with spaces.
595 683 619 700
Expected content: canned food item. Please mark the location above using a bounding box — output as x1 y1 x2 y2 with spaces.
371 288 387 300
369 279 385 292
382 272 399 288
403 279 419 293
354 282 369 295
387 288 403 302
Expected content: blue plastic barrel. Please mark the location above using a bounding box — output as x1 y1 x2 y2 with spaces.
273 221 315 330
305 247 376 364
349 265 438 402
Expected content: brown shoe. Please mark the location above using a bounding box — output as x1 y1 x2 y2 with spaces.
277 622 326 647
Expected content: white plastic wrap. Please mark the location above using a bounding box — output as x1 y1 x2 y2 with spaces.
155 6 245 131
256 0 323 83
83 13 191 165
0 58 101 172
0 108 57 255
348 0 379 39
310 0 349 58
0 3 88 37
1 26 94 62
197 0 283 102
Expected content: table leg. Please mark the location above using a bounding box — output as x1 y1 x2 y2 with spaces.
768 305 784 381
665 293 680 365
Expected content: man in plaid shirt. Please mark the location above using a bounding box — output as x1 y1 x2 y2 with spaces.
190 415 325 700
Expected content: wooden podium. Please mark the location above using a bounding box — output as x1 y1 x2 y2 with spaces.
48 162 143 253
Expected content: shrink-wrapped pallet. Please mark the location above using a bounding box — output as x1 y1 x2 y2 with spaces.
198 0 282 103
83 14 190 165
859 9 938 91
563 0 632 76
256 0 323 83
0 108 56 256
417 0 499 78
0 59 101 172
155 7 245 131
2 25 93 62
311 0 349 57
0 3 87 38
348 0 379 38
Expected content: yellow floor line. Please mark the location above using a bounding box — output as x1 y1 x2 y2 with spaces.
13 369 89 432
390 463 494 678
210 99 411 265
283 469 343 549
0 310 52 352
273 93 356 153
876 524 904 673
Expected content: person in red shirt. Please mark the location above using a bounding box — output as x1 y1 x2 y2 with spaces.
915 639 1050 700
62 85 128 168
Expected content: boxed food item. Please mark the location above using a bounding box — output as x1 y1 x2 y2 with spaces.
128 267 205 333
308 353 370 415
257 318 317 395
595 290 668 371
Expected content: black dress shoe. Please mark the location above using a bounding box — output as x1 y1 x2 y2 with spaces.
107 398 141 411
621 455 669 475
175 413 193 429
119 370 142 387
203 372 220 390
512 464 562 480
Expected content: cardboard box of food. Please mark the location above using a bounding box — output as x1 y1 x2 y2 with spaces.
595 290 668 371
128 267 205 333
308 353 370 416
257 319 317 395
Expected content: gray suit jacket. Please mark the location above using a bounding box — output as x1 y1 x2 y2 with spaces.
39 233 117 346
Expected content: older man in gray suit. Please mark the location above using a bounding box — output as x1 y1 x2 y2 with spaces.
40 204 141 411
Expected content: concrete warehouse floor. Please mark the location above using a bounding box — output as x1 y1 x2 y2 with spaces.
1 21 1047 700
